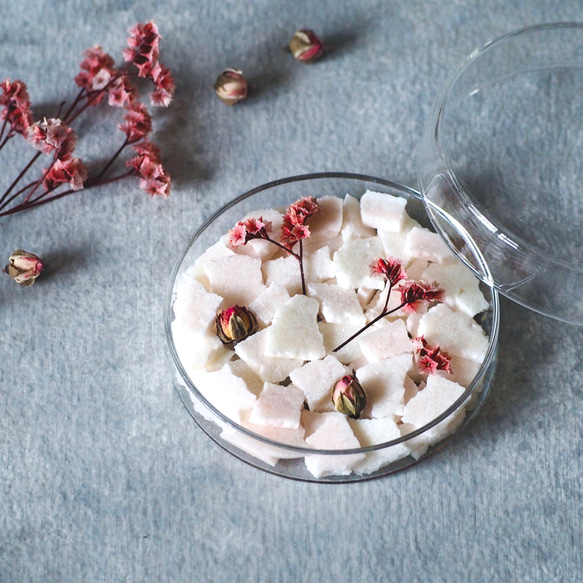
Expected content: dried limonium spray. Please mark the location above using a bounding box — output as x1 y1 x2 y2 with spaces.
214 69 249 106
333 256 444 352
228 196 320 295
412 336 452 375
0 20 175 218
3 249 43 286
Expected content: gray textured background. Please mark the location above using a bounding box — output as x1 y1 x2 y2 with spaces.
2 1 583 582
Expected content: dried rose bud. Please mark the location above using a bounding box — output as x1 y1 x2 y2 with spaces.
216 305 258 345
288 29 324 64
214 68 248 106
332 374 367 419
3 249 44 286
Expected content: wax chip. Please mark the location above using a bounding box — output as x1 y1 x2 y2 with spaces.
249 382 305 429
265 295 325 361
333 236 385 289
360 190 407 232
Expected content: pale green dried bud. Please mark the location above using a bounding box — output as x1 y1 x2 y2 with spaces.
288 29 324 64
216 305 258 345
3 249 44 286
332 374 367 419
214 68 249 106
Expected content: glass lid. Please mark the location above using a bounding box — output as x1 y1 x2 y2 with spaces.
418 22 583 324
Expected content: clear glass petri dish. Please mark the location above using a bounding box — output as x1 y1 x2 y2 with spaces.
418 22 583 324
165 173 500 483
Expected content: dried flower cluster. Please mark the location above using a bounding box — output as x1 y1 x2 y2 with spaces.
413 336 452 375
229 196 320 294
0 20 174 218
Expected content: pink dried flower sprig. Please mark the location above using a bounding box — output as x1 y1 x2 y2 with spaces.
413 336 452 375
332 256 444 353
229 196 320 295
0 20 175 218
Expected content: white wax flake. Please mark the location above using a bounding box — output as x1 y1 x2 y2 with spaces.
204 254 266 306
249 382 305 429
318 321 366 365
305 195 343 243
248 283 291 328
303 246 335 282
417 303 489 363
173 276 223 333
356 354 413 419
308 282 366 326
235 328 304 383
404 226 452 263
348 417 410 475
358 319 412 363
265 295 326 361
188 239 235 288
341 194 376 241
360 190 407 232
303 411 365 478
171 320 230 372
422 261 489 317
289 355 347 412
333 236 385 289
188 362 257 424
400 375 467 458
262 255 302 296
228 358 265 396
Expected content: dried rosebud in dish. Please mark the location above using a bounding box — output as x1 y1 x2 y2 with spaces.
288 29 324 63
332 374 367 419
3 249 43 286
214 69 249 106
216 305 258 346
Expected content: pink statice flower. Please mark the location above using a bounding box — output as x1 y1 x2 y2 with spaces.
149 62 175 106
413 336 452 375
107 75 138 107
118 102 152 143
370 256 407 287
42 157 88 192
123 21 161 77
75 46 117 100
27 118 77 159
399 280 444 313
229 217 272 248
0 79 34 135
126 140 171 198
281 196 320 247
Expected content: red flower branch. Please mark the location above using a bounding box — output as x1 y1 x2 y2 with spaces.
0 20 175 218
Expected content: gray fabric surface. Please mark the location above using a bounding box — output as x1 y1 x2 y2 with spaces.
2 1 583 581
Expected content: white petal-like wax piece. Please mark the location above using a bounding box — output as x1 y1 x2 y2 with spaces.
349 417 410 475
318 321 367 365
358 319 412 363
262 255 302 297
356 353 413 419
265 295 325 361
360 190 407 232
305 195 343 243
303 411 365 478
417 303 489 363
404 226 452 263
235 328 303 383
308 282 367 326
289 355 347 412
173 276 223 334
422 261 489 317
341 194 376 241
333 236 385 289
188 239 235 288
204 254 266 306
303 246 336 282
188 362 257 423
249 283 291 327
171 320 230 373
249 382 305 429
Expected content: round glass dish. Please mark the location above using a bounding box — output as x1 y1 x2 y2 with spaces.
165 173 500 483
418 22 583 324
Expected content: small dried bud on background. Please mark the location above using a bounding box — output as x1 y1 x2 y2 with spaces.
3 249 44 286
332 374 367 419
214 69 248 106
288 29 324 64
216 305 258 345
